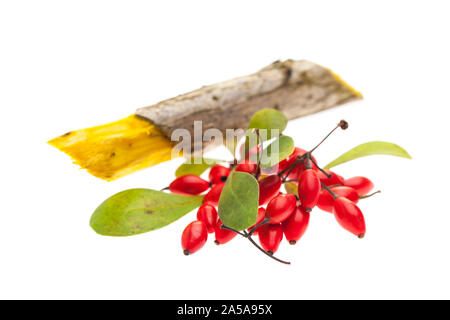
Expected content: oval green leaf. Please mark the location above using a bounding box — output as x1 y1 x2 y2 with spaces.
324 141 412 169
260 135 295 168
218 171 259 231
90 189 203 236
248 108 287 140
175 158 223 177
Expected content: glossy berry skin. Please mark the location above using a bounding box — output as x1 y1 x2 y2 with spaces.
258 224 284 254
333 197 366 238
317 186 359 213
248 207 266 235
203 183 225 206
282 206 310 244
214 220 237 245
196 204 218 233
343 176 374 196
169 175 210 195
235 160 259 176
259 175 282 205
266 194 297 224
209 165 230 185
298 169 321 210
317 170 344 187
181 220 208 255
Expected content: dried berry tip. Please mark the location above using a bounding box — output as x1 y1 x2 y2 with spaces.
358 233 365 239
267 251 274 256
183 249 191 256
289 240 297 245
339 120 348 130
214 240 220 245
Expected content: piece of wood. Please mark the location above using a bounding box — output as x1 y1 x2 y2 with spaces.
136 60 361 139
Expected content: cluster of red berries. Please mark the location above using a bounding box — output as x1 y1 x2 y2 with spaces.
168 121 377 263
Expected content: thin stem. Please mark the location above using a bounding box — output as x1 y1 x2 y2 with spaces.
359 190 381 199
160 186 169 191
255 129 263 179
244 231 291 265
321 182 338 199
248 217 270 236
278 153 307 178
309 156 331 178
219 226 291 264
308 120 347 154
220 225 247 237
283 179 300 183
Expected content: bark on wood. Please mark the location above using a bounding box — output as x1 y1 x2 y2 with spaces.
136 60 361 141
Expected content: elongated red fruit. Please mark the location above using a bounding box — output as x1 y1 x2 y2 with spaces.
181 220 208 255
196 204 218 233
333 197 366 238
343 176 374 196
209 165 230 185
169 175 210 195
298 169 320 210
259 175 282 205
214 220 237 245
282 206 310 244
258 224 283 254
317 186 359 213
235 160 259 176
203 183 225 206
248 207 266 235
266 194 297 224
317 170 344 186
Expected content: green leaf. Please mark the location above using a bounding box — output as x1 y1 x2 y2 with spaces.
284 182 299 197
324 141 412 169
248 108 287 140
260 135 295 168
90 189 203 236
218 171 259 231
175 158 223 177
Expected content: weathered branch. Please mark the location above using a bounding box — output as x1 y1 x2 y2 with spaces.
136 59 361 139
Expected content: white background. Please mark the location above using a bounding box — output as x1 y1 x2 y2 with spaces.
1 1 449 299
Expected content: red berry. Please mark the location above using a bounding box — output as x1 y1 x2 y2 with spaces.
258 224 284 254
266 194 297 224
196 204 218 233
235 160 259 176
298 169 321 210
203 183 225 206
248 207 266 235
208 165 230 185
214 220 237 245
317 186 359 213
181 220 208 255
282 206 310 244
333 197 366 238
259 175 282 205
343 176 374 196
169 175 210 195
317 170 344 186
